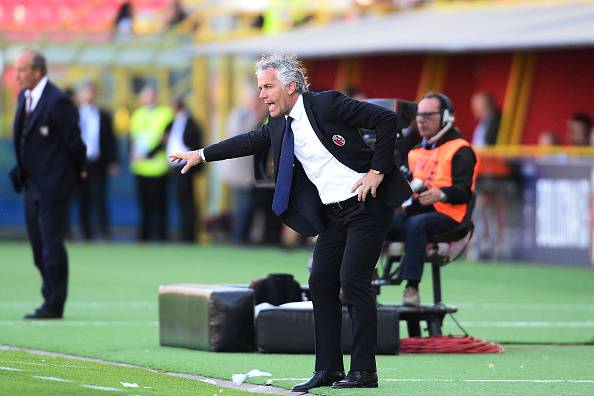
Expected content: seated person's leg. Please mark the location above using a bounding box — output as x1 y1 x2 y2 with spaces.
401 211 458 305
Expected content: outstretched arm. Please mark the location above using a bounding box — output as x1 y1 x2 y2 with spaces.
169 121 272 174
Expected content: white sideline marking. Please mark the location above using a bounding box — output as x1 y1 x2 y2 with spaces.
452 321 594 329
457 303 594 311
32 375 73 383
382 379 594 384
4 319 593 329
2 301 593 310
0 321 158 327
0 366 22 371
0 360 88 369
81 384 123 392
0 302 155 308
272 378 594 384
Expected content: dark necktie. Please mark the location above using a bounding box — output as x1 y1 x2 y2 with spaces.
25 91 32 117
272 116 294 216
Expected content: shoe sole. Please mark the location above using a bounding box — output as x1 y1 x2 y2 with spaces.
292 381 341 392
331 383 378 389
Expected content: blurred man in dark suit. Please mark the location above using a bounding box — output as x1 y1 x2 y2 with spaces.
471 91 500 147
9 49 86 319
77 82 119 240
165 96 203 242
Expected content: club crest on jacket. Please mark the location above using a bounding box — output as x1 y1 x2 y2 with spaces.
332 134 346 146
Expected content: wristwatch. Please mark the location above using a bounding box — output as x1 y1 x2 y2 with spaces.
371 169 382 175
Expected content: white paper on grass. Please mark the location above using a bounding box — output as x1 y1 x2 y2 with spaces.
231 369 272 385
120 382 139 388
200 378 218 385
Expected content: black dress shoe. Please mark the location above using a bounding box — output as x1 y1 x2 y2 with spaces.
292 370 345 392
24 308 62 320
331 370 378 388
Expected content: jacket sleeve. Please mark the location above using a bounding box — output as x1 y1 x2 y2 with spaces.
440 146 476 204
53 96 86 173
183 117 203 150
325 91 399 174
203 122 271 161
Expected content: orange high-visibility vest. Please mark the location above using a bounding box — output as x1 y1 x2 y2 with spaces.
408 138 477 223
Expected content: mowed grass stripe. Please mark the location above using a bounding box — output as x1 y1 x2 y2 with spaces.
0 349 257 396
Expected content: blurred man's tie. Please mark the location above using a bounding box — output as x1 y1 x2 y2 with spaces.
272 116 294 216
25 91 32 117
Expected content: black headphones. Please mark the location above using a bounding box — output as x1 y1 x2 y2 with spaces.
423 92 455 128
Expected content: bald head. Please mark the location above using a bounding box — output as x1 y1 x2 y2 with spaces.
15 49 47 90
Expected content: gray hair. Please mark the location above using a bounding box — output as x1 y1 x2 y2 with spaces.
22 48 47 75
255 54 309 94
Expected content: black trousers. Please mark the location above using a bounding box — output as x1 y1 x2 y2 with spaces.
24 183 69 315
78 161 110 240
136 175 168 241
309 196 394 372
169 168 197 242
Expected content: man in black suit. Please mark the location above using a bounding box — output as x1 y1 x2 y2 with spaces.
9 49 86 319
470 91 501 147
165 97 203 242
77 82 118 240
170 54 411 390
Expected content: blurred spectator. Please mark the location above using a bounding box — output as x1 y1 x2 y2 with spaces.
165 96 203 242
77 82 119 240
63 86 76 105
567 112 592 146
164 0 187 30
129 85 173 241
470 91 500 147
219 93 268 244
537 130 560 146
113 1 134 39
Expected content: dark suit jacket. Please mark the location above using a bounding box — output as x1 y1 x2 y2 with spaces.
95 109 118 167
205 90 412 236
164 113 204 151
10 81 86 203
484 110 501 146
163 112 204 174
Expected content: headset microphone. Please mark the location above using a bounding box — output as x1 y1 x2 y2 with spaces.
428 120 453 145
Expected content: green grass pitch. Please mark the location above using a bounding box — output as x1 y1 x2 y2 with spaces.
1 242 593 395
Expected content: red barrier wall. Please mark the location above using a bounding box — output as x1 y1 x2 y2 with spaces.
523 49 594 145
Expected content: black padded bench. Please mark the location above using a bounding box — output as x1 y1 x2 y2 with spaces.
255 302 400 354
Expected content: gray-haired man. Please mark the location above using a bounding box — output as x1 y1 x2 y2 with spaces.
171 54 411 390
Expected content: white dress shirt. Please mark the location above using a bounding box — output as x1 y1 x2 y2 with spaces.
25 76 48 113
288 94 365 204
79 104 101 161
166 110 190 167
472 117 488 147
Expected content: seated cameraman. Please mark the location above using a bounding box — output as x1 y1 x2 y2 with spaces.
388 92 477 306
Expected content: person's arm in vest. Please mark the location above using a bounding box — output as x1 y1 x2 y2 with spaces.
440 147 476 204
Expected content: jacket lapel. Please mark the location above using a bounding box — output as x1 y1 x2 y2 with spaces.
270 116 284 178
302 94 336 154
